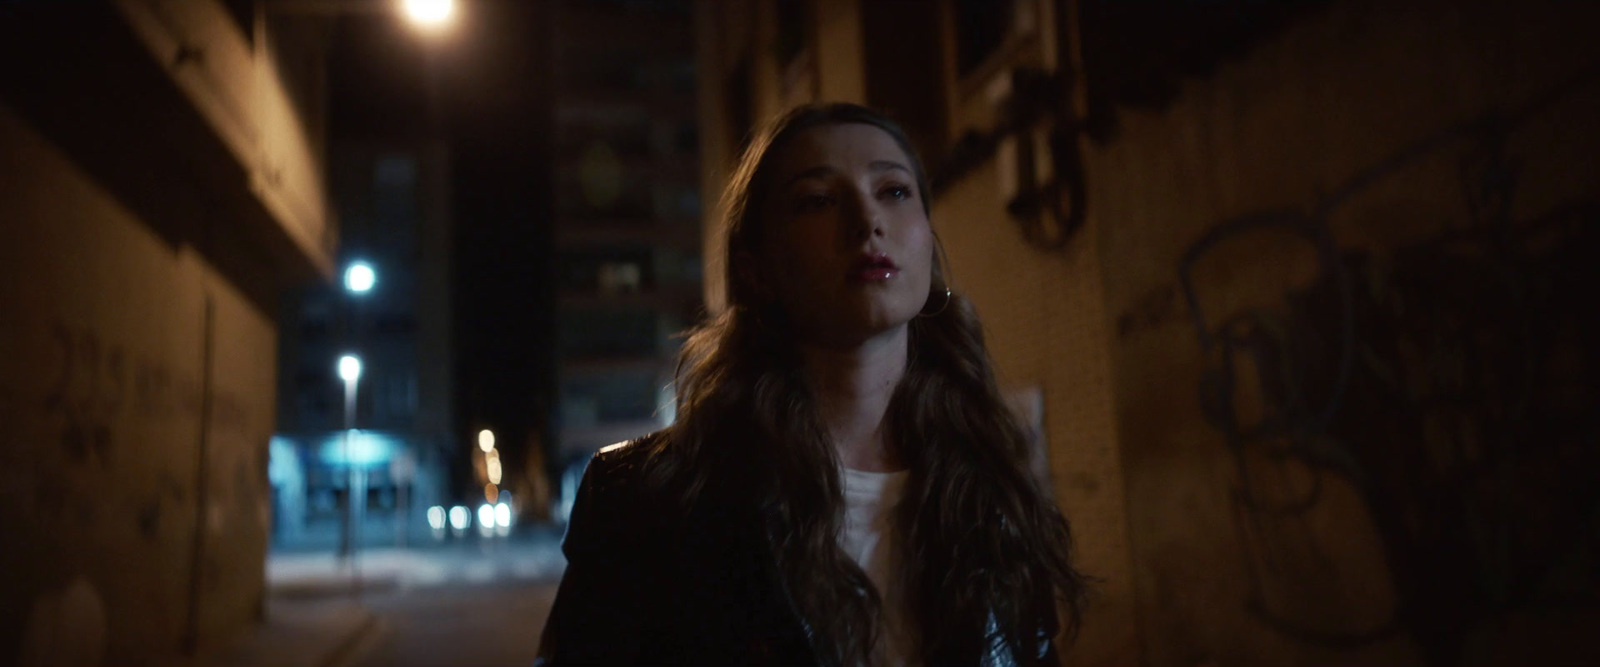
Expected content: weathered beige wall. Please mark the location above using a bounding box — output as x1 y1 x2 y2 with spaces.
933 161 1143 667
115 0 333 273
812 0 865 104
694 0 731 314
1085 0 1600 665
0 100 276 661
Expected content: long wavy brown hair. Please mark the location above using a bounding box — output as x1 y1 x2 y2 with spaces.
642 103 1088 666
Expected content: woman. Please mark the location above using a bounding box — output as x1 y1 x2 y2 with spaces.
536 103 1087 666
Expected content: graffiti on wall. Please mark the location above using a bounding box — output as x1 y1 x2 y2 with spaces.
43 320 255 447
32 319 259 540
1179 73 1600 664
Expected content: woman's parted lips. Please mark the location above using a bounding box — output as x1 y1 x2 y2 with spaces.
849 252 899 281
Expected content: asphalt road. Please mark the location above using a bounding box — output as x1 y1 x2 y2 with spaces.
352 578 560 667
266 528 568 667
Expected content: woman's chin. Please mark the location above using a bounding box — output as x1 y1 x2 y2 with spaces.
834 313 919 346
789 294 921 345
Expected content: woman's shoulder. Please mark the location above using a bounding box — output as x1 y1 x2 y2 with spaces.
562 432 670 554
583 431 660 491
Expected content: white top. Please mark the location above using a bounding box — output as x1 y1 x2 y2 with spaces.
839 467 913 667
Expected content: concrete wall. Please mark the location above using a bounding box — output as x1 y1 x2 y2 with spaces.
116 0 333 270
0 102 276 663
1089 1 1599 664
0 1 331 663
933 160 1144 666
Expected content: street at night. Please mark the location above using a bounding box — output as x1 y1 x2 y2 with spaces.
351 575 558 667
183 530 566 667
4 0 1598 665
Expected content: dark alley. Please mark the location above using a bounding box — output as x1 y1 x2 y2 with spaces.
2 1 1597 666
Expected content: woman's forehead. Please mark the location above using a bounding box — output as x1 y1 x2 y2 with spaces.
769 123 911 179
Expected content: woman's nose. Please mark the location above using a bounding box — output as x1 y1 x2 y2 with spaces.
845 190 885 240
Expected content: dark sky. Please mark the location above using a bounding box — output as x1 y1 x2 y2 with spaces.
326 2 555 484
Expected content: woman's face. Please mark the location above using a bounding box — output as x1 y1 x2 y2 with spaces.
750 123 935 347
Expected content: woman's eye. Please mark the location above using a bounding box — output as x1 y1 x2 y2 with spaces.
795 193 833 212
880 185 913 201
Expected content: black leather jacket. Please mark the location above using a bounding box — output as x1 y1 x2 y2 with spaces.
534 434 1061 666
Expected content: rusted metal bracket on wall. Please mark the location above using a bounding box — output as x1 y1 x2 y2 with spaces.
930 0 1099 252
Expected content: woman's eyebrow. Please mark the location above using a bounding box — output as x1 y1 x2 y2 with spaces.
868 160 911 176
782 161 910 188
782 166 836 188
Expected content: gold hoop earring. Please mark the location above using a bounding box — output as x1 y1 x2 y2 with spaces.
921 232 954 317
919 286 952 317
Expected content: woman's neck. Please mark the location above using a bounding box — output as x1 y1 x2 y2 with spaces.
798 325 909 473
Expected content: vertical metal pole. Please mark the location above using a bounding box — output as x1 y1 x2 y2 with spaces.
182 297 215 655
352 446 367 583
340 378 355 562
396 463 410 547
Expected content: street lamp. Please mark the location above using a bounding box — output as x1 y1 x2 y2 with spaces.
401 0 455 28
336 261 371 560
336 264 370 562
265 0 457 30
477 428 495 452
337 354 363 565
338 354 363 383
485 450 502 485
344 261 376 294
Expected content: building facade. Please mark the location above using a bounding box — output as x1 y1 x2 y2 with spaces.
0 0 331 662
693 0 1600 665
547 0 703 502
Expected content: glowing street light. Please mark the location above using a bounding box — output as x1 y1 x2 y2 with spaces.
344 261 376 294
264 1 458 37
477 429 495 452
448 505 470 532
486 452 502 485
338 354 363 382
402 0 454 28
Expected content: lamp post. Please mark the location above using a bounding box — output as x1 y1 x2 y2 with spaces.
337 260 373 568
337 354 363 567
